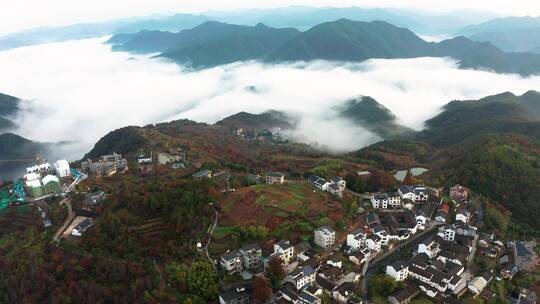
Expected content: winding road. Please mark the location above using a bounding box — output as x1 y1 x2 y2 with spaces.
201 203 222 284
53 197 74 243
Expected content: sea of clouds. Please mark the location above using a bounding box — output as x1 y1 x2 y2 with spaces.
1 37 540 159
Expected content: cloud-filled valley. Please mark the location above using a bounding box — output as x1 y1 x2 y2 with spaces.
1 37 540 159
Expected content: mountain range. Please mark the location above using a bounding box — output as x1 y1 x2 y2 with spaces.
459 16 540 53
0 6 498 52
108 19 540 75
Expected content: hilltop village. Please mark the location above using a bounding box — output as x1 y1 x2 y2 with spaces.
0 120 538 304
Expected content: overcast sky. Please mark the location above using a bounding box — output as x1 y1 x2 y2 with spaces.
2 0 540 35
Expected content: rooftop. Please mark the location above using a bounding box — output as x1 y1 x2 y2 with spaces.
266 172 284 178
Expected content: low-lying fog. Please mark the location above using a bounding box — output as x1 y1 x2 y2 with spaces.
1 37 540 159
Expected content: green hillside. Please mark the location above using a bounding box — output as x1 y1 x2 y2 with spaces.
336 96 413 139
420 91 540 147
268 19 431 62
84 127 149 160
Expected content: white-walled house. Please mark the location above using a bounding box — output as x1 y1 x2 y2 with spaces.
347 228 367 250
239 243 262 270
220 251 243 273
54 159 71 178
437 225 456 242
386 261 409 282
371 193 389 209
287 265 316 290
398 185 430 203
366 234 382 252
456 207 471 223
314 226 336 249
273 240 295 266
330 176 346 192
418 238 441 259
387 191 402 208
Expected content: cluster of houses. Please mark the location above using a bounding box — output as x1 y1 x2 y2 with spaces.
81 153 128 177
308 175 346 197
219 225 365 304
216 177 539 304
234 127 283 142
345 209 420 265
380 188 512 302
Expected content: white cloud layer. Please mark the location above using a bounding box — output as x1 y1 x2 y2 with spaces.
1 37 540 159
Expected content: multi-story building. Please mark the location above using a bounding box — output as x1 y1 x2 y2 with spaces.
438 225 456 242
366 234 382 252
239 243 262 270
387 192 402 208
386 261 409 282
330 177 346 192
81 153 128 177
273 240 295 266
219 285 251 304
418 238 441 259
371 193 389 209
220 251 243 273
54 159 71 178
265 172 285 184
314 226 336 249
455 206 471 223
398 185 430 203
287 265 316 290
346 228 367 250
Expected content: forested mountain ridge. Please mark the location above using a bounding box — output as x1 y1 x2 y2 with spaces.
419 90 540 147
108 22 300 67
109 19 540 75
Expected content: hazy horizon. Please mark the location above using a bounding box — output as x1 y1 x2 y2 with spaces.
0 1 538 36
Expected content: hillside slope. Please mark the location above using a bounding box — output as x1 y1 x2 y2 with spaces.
336 96 414 139
215 110 296 130
419 91 540 147
0 92 19 132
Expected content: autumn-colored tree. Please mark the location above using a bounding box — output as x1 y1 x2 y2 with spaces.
266 256 285 288
368 169 396 191
252 276 272 304
402 170 415 185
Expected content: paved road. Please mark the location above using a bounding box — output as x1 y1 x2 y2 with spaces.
360 223 441 298
53 197 74 243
